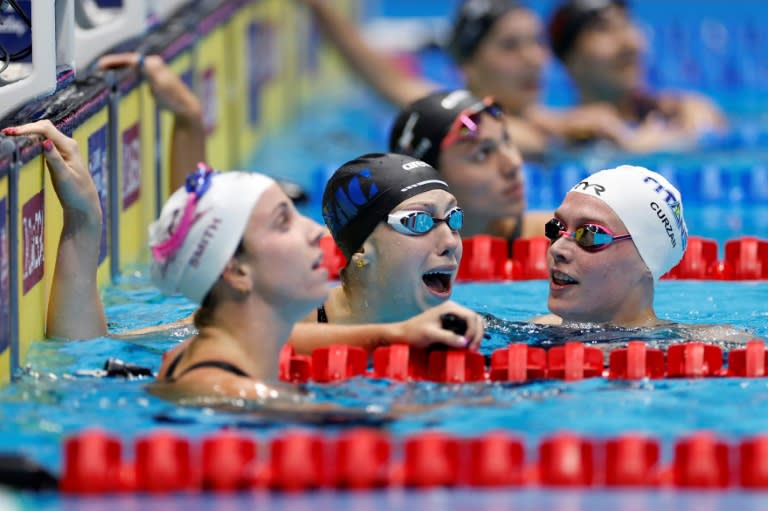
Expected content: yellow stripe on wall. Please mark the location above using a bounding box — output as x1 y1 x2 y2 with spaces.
18 156 46 364
197 21 237 172
0 173 9 383
118 87 152 266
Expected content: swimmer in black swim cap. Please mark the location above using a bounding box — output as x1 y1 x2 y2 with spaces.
389 89 551 245
298 152 486 351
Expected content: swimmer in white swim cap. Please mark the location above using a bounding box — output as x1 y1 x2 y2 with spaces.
535 164 688 327
150 165 330 392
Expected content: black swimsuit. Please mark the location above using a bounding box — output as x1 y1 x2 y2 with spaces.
162 349 251 382
317 305 328 323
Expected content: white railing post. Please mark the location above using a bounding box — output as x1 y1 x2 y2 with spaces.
0 0 57 120
73 0 148 72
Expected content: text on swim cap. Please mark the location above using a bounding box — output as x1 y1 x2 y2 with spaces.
643 175 688 250
323 168 379 235
650 202 677 248
189 216 222 268
572 180 605 196
402 160 432 171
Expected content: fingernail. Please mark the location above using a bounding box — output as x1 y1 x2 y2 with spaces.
2 127 16 135
42 139 53 152
459 336 469 347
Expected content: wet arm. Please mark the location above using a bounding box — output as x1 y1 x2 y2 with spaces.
98 53 206 191
4 121 108 339
302 0 437 107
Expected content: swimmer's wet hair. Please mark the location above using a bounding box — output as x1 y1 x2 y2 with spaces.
447 0 525 63
548 0 627 61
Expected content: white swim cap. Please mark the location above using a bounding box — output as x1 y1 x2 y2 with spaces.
148 169 275 304
568 165 688 279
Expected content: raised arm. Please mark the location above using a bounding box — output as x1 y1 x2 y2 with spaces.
3 121 108 340
301 0 437 108
97 53 206 191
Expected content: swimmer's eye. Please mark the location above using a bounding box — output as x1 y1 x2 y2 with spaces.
467 140 498 163
274 209 291 231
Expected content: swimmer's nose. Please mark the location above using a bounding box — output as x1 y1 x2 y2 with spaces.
435 222 460 258
499 143 523 179
308 218 325 246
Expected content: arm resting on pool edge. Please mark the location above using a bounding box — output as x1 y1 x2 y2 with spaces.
290 301 486 354
2 121 108 340
97 53 206 192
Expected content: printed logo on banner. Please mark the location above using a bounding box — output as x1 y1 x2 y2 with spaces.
22 190 44 294
122 122 141 209
88 125 108 265
0 197 9 353
247 21 276 125
201 67 217 135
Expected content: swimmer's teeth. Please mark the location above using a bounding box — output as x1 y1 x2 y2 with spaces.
423 270 452 292
552 271 577 284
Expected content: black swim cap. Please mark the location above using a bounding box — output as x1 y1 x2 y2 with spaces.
447 0 524 63
322 153 450 260
548 0 627 61
389 89 486 168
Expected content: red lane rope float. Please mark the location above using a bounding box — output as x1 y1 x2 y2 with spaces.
318 235 768 282
278 339 767 384
60 429 768 493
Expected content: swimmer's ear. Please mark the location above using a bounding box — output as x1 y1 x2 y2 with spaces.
221 258 251 295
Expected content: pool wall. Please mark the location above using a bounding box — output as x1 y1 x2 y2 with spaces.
0 0 360 383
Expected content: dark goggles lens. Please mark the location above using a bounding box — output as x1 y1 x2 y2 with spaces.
545 218 631 252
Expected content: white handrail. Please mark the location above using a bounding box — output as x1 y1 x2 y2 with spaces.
0 0 57 120
73 0 147 72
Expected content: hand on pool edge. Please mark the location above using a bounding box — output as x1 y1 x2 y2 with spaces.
2 120 107 340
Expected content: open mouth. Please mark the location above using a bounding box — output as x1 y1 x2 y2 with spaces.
551 270 578 286
422 270 453 295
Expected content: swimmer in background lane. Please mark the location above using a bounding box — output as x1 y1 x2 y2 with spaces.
388 89 551 245
532 164 751 344
1 121 107 340
533 0 727 152
299 0 553 157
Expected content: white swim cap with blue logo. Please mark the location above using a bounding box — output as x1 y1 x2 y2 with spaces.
568 165 688 279
149 170 275 304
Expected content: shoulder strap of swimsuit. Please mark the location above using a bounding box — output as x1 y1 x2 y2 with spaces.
507 212 525 257
174 360 251 380
163 350 186 381
317 304 328 323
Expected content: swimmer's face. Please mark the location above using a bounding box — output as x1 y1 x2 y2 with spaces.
363 189 462 319
566 6 646 97
240 184 328 319
462 8 548 114
546 193 651 324
438 112 525 233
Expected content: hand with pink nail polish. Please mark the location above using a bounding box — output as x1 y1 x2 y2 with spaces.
3 119 107 340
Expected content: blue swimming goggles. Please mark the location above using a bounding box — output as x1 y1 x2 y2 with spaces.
387 207 464 235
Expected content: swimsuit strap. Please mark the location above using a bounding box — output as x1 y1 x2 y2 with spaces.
317 305 328 323
507 212 525 257
162 349 251 382
174 360 251 380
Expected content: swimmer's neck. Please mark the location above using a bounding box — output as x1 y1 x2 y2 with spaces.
201 300 296 380
330 285 415 325
544 311 666 329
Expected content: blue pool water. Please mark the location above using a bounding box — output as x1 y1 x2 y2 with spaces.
7 86 768 508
